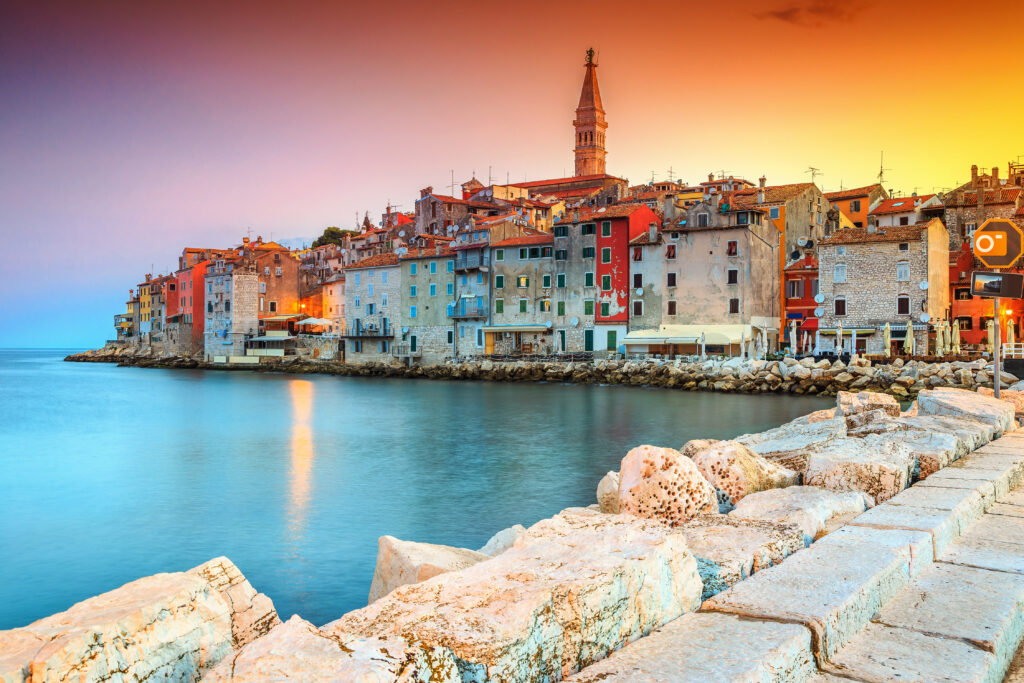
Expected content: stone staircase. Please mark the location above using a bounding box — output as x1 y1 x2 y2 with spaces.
568 432 1024 682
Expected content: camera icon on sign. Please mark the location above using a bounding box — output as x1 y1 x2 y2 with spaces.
976 232 1007 256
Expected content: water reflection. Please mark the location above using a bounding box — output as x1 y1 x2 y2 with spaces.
288 380 314 540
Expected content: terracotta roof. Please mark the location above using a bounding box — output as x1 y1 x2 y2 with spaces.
819 223 929 245
869 195 935 215
944 188 1022 207
629 230 662 245
425 194 498 210
785 255 818 271
726 183 816 206
824 184 884 201
511 173 624 189
490 234 554 248
533 186 604 200
700 178 753 186
399 249 455 260
1017 206 1024 217
344 253 399 270
554 203 649 224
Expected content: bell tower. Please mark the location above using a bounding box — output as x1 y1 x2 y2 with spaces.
573 47 607 177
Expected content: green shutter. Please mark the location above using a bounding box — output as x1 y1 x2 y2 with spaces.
495 299 504 314
557 301 565 316
496 275 504 289
519 299 527 313
584 300 594 315
584 329 594 351
557 273 565 288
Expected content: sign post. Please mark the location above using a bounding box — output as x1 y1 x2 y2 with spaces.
972 218 1024 398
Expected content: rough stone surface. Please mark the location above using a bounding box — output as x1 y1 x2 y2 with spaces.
203 615 459 682
368 535 490 604
826 622 998 682
978 386 1024 416
596 470 620 514
564 612 816 683
836 390 901 418
618 445 718 526
477 524 527 557
688 440 798 507
0 561 255 682
679 515 804 600
848 491 981 558
884 430 965 479
188 556 280 649
918 387 1015 435
805 435 915 503
735 417 847 473
703 526 930 661
729 485 873 545
328 509 704 682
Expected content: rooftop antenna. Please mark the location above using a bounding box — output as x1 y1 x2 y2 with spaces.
877 151 892 186
667 166 675 182
650 170 656 184
806 166 824 184
449 169 456 196
488 166 492 186
246 227 253 239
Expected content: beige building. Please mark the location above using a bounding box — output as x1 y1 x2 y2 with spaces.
398 247 456 365
817 218 949 355
342 253 400 364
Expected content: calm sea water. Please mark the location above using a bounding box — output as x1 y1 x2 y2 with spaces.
0 348 829 629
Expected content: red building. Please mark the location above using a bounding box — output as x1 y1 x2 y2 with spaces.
948 243 1022 347
784 251 819 350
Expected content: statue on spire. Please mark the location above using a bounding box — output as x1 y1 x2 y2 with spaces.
585 47 595 65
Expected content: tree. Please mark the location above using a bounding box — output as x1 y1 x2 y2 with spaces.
312 227 351 249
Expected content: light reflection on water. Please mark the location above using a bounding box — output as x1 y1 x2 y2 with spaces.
0 349 830 628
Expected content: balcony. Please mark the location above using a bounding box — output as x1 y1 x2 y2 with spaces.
391 344 421 358
342 321 393 338
449 300 488 319
454 252 490 271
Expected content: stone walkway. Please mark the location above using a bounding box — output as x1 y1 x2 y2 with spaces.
568 431 1024 682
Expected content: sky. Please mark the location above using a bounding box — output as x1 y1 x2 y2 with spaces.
2 0 1023 347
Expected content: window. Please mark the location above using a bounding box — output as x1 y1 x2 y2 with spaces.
517 276 529 288
429 261 437 274
259 282 266 294
459 326 465 338
581 223 596 235
956 316 973 330
263 266 270 275
813 278 819 296
632 300 643 316
726 240 738 256
727 269 738 285
607 330 617 350
381 293 388 307
834 297 846 316
601 274 612 291
529 247 540 259
410 264 417 275
495 299 504 314
519 299 527 313
787 280 804 298
555 249 567 261
554 225 568 237
495 275 504 289
446 302 454 316
833 263 847 283
584 329 594 351
601 247 611 263
632 247 643 261
769 206 780 220
850 200 861 213
410 285 417 297
897 295 910 315
354 296 360 308
476 328 483 347
410 305 417 318
557 301 565 316
429 283 436 296
836 246 846 256
896 262 910 281
354 273 360 286
600 302 610 316
275 267 282 276
584 299 594 315
368 284 374 296
519 248 528 260
496 249 504 261
447 282 453 295
667 300 677 315
666 244 676 259
542 274 551 288
736 212 749 225
367 303 375 314
447 260 454 272
585 272 595 287
955 287 971 300
601 221 611 237
557 273 566 288
477 272 483 284
667 272 677 287
539 299 551 312
729 298 739 314
460 275 467 285
381 271 387 283
899 216 910 226
899 242 910 251
269 301 277 312
633 273 643 288
698 213 709 227
583 247 596 258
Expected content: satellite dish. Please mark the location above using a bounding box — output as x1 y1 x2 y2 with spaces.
790 250 801 261
396 247 407 255
797 236 807 246
340 249 346 254
545 320 553 329
814 307 825 317
919 281 929 290
597 207 607 213
805 239 814 249
920 313 931 323
398 231 405 237
635 288 643 296
814 293 825 304
570 317 580 327
401 326 409 334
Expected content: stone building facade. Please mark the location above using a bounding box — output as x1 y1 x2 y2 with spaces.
818 218 949 355
203 258 258 360
398 247 456 365
628 227 664 333
487 235 556 354
342 253 400 364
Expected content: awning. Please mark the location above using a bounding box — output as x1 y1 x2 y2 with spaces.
296 317 333 326
482 325 549 333
247 335 297 342
261 314 305 321
623 324 755 346
800 318 819 331
819 328 876 335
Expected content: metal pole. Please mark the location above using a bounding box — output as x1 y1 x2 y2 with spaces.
995 296 1001 399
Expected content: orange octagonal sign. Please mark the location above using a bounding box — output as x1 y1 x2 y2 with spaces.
973 218 1024 269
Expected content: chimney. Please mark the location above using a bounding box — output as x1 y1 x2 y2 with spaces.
649 222 657 242
145 273 152 281
573 208 580 222
435 244 441 255
708 172 715 182
993 167 1000 185
971 165 979 189
759 176 767 188
242 237 250 246
664 193 677 221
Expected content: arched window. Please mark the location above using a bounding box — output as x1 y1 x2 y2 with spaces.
897 295 910 315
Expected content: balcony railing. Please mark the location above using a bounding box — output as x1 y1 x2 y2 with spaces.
391 344 421 358
343 321 393 338
449 301 488 319
454 253 490 271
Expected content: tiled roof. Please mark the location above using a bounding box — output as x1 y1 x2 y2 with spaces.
511 173 624 189
554 203 649 224
944 188 1022 207
426 194 498 210
824 184 884 201
785 255 818 271
1017 205 1024 217
533 186 603 200
869 195 935 215
819 223 928 245
726 183 816 206
344 252 399 270
629 230 662 245
490 234 554 248
399 248 455 260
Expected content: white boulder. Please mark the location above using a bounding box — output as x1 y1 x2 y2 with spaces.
688 440 799 507
805 435 915 503
596 470 620 513
618 445 718 526
368 536 489 604
735 417 847 474
917 387 1015 435
478 524 527 556
730 485 873 545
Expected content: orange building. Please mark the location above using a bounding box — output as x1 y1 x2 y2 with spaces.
825 184 888 228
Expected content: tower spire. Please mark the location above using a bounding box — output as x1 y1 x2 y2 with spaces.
573 47 607 177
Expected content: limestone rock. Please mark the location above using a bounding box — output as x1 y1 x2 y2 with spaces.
730 485 873 545
203 615 458 682
478 524 526 556
899 414 995 452
680 515 804 600
735 416 847 473
844 408 897 435
679 438 719 457
789 408 837 425
0 558 273 682
875 429 966 479
805 435 915 503
368 536 489 604
596 470 620 513
977 387 1024 417
328 509 704 682
689 440 798 507
918 387 1015 435
618 445 718 526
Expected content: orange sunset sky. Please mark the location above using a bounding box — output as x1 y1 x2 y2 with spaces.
1 0 1023 345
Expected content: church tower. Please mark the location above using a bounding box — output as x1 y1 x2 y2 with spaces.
573 48 607 177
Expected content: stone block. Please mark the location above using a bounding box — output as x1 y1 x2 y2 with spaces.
689 440 798 507
848 492 980 558
989 502 1024 518
368 536 490 604
735 417 847 474
478 524 526 556
942 533 1024 576
922 466 1018 498
564 612 816 683
327 509 704 682
618 445 718 526
729 485 872 545
917 387 1015 435
814 526 934 579
596 470 620 513
805 435 915 503
836 390 901 417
